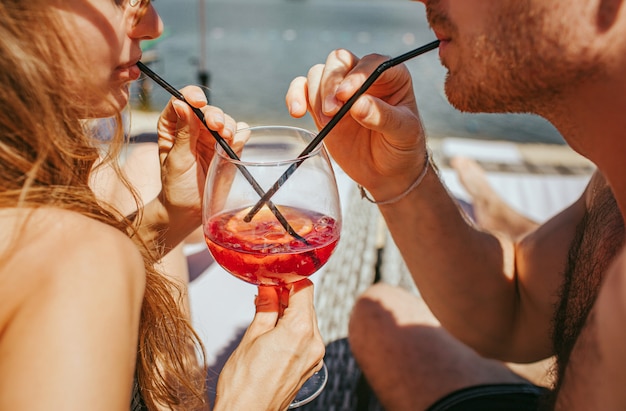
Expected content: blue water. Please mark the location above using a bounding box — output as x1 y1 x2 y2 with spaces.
135 0 564 145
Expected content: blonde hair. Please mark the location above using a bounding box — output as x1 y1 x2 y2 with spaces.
0 2 206 410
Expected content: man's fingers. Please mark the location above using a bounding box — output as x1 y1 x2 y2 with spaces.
286 76 310 118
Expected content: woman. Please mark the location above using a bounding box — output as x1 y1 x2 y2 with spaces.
0 1 324 410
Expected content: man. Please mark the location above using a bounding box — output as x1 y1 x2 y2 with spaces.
285 0 626 409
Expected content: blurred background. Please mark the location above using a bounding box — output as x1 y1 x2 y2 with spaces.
134 0 565 145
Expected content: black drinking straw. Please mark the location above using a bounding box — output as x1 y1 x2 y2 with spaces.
243 39 440 222
136 61 307 243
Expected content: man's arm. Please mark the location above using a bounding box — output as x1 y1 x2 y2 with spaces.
286 50 593 362
377 165 588 362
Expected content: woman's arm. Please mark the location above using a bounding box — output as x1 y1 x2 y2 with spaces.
0 209 145 411
214 281 325 411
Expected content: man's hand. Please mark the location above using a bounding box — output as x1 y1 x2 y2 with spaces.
286 50 428 202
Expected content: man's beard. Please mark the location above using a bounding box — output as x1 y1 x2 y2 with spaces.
428 1 602 116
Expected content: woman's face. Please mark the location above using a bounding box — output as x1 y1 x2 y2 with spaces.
56 0 163 117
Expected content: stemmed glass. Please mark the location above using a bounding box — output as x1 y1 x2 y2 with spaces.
202 125 342 408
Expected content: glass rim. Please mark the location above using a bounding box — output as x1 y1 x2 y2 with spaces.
215 125 324 167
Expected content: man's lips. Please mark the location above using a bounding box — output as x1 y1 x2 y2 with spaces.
432 28 451 43
431 29 451 57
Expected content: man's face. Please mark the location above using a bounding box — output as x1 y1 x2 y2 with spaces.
414 0 604 116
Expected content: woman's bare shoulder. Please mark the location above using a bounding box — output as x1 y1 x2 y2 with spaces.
0 207 146 323
0 208 146 408
0 207 143 265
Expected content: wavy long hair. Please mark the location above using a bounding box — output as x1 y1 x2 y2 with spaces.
0 2 207 410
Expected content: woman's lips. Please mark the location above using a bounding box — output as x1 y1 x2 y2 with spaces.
128 64 141 81
114 63 141 82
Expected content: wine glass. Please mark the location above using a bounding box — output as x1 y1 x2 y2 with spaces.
202 125 342 408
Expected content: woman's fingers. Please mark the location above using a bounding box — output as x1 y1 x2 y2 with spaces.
179 85 208 107
175 86 236 139
245 280 320 341
281 280 325 364
245 286 281 338
283 279 315 315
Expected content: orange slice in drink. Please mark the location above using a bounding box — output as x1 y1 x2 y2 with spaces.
225 206 313 245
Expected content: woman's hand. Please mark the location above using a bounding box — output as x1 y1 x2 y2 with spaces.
215 280 325 411
135 86 243 252
286 50 428 202
156 86 237 227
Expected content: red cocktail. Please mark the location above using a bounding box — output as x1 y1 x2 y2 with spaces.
202 126 342 408
205 206 340 286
